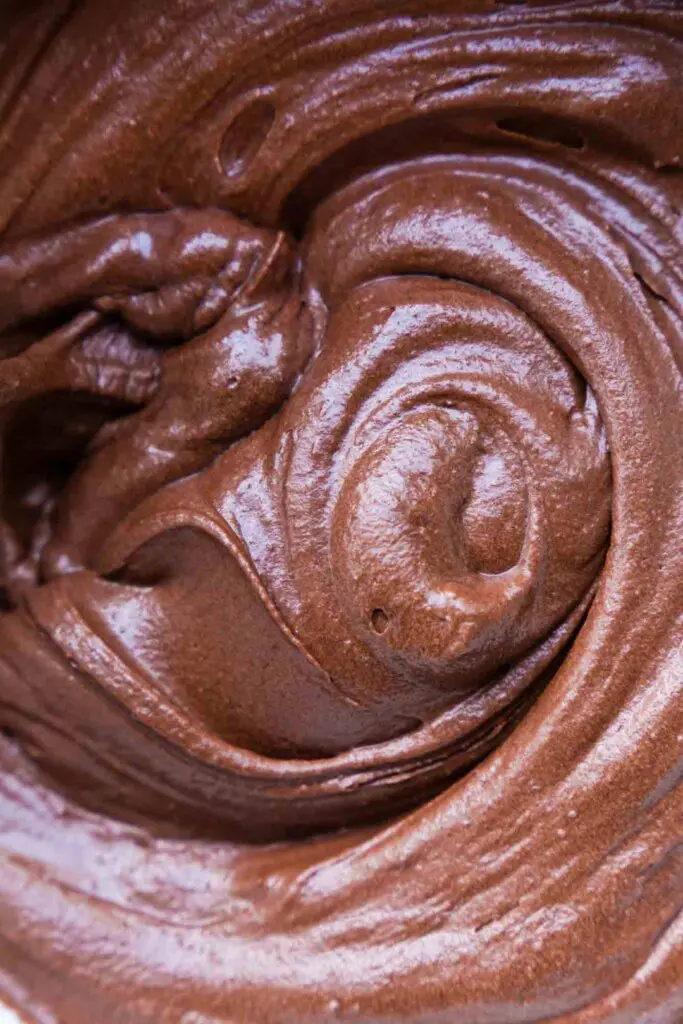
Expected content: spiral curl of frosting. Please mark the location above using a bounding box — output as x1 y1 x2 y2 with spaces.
0 1 682 1022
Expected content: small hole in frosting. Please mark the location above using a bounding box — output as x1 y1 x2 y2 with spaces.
220 99 276 181
371 608 390 633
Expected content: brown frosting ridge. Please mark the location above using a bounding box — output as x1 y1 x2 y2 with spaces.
0 1 681 1021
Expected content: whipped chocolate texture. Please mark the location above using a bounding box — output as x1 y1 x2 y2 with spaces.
0 1 682 1021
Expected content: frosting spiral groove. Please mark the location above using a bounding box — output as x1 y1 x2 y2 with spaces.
0 1 681 1022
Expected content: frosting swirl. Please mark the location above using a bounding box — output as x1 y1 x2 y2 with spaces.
0 1 681 1021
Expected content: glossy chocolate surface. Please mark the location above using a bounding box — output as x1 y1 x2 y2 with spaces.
0 1 681 1021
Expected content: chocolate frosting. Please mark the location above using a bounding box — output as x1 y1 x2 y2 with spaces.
0 1 682 1020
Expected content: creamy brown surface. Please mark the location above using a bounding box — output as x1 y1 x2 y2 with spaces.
0 1 682 1021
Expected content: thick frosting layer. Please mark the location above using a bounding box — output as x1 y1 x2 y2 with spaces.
0 1 682 1021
